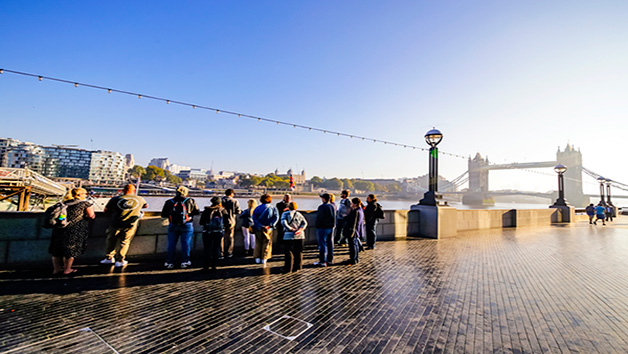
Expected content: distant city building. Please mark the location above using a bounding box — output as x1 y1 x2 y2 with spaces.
208 171 236 180
6 142 46 172
0 137 127 184
90 150 126 183
43 146 92 180
0 138 22 167
276 169 306 185
167 163 190 175
178 168 208 181
149 157 170 170
125 154 135 169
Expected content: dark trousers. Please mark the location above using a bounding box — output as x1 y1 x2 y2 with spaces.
284 239 304 272
348 236 360 264
366 221 378 248
203 232 223 269
334 219 346 244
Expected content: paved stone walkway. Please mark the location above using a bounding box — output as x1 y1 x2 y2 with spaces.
2 217 628 353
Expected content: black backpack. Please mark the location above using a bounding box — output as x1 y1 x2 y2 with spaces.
374 203 385 219
169 198 191 225
205 209 224 233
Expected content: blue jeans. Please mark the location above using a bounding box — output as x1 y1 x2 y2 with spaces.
316 228 334 264
167 223 194 263
348 236 360 264
366 221 378 248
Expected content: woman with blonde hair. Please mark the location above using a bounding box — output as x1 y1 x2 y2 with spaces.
48 187 95 275
239 199 257 256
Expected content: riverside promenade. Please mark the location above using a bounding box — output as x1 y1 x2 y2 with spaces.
1 218 628 353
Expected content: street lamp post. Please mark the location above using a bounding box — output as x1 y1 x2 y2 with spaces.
419 128 443 206
597 177 606 206
552 164 568 206
606 179 612 204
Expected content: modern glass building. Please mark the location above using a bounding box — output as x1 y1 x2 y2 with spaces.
0 137 126 184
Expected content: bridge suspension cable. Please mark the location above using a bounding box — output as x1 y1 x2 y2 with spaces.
583 167 628 192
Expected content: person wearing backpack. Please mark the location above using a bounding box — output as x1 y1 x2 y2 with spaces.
221 189 241 259
334 190 352 246
364 194 385 250
281 201 307 273
48 188 95 275
200 197 228 272
100 184 147 267
161 186 200 269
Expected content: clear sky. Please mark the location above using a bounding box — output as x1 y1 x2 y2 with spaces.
2 1 627 196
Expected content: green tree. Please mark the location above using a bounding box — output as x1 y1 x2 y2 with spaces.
323 178 343 190
341 178 354 190
310 176 323 186
129 165 145 178
167 174 182 184
142 165 166 182
353 180 375 192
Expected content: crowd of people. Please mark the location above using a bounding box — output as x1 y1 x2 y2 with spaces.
584 202 617 226
46 186 385 275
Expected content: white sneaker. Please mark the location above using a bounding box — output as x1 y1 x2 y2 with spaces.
114 260 128 267
181 261 192 269
100 258 115 264
164 262 174 269
255 258 261 264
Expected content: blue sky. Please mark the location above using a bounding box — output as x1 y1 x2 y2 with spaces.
2 1 627 195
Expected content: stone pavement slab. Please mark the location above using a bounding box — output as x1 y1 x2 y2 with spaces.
2 217 628 353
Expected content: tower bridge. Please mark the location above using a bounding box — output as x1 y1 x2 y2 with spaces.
459 144 615 207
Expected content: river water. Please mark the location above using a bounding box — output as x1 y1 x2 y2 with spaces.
90 195 553 212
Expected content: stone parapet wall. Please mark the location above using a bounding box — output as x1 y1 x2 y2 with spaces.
456 208 560 232
0 210 420 265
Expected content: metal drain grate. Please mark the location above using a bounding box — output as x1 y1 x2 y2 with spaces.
3 328 119 354
263 315 313 341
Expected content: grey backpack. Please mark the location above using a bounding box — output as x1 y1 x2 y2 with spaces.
43 200 80 229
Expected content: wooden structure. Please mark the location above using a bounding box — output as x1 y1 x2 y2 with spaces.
0 168 67 211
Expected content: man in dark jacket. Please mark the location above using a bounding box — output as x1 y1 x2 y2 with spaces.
221 189 241 258
315 193 336 267
161 186 200 269
364 194 384 250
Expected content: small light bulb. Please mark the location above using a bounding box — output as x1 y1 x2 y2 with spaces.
0 69 4 74
107 89 111 93
238 114 241 117
38 76 43 81
74 83 78 87
138 94 142 99
166 100 170 104
192 105 196 109
216 110 220 113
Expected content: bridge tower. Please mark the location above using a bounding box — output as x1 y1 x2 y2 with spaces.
556 144 586 207
468 153 489 192
463 153 494 205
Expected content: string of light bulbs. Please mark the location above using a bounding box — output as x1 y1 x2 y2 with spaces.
2 68 617 187
0 68 476 159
